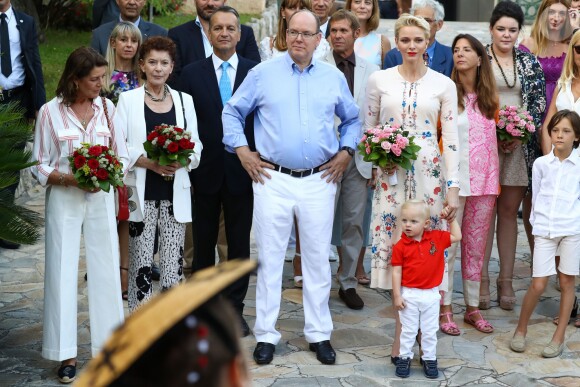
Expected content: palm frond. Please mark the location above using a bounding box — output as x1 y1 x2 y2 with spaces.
0 190 43 245
0 102 42 245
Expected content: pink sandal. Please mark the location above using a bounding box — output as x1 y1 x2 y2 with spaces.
439 312 461 336
464 310 494 333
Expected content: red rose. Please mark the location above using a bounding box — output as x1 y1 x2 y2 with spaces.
147 132 158 142
88 145 103 156
88 159 100 169
101 146 109 152
157 135 167 146
96 169 109 180
73 150 79 157
74 156 86 169
178 138 190 149
189 141 195 150
174 127 183 133
105 154 113 164
167 142 179 153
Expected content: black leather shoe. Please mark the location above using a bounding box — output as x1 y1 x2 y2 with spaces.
0 239 20 249
339 288 364 310
240 316 251 337
309 340 336 364
151 263 160 281
253 342 275 364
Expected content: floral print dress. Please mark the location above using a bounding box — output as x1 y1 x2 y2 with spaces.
105 70 139 105
365 68 460 289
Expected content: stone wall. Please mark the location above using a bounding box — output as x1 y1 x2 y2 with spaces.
245 0 278 43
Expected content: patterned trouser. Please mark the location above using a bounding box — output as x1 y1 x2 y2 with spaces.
444 195 496 306
128 200 185 312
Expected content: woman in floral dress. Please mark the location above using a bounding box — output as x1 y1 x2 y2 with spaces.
104 21 142 300
365 14 459 362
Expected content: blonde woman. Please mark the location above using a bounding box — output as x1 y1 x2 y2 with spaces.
104 21 142 301
346 0 391 67
365 14 459 363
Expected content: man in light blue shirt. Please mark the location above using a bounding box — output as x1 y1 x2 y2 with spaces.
223 9 360 366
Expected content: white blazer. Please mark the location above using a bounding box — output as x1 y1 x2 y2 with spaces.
322 51 379 179
114 85 202 223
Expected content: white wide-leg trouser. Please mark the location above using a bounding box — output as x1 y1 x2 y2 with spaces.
42 186 124 361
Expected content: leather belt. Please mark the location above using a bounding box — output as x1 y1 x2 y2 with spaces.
260 157 329 178
0 86 24 102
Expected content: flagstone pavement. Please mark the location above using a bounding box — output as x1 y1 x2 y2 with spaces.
1 19 579 387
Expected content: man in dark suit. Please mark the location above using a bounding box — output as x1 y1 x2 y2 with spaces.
383 0 453 76
0 0 46 250
179 5 257 337
91 0 167 56
168 0 260 80
92 0 120 29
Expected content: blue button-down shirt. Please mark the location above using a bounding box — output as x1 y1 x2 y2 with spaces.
222 53 360 169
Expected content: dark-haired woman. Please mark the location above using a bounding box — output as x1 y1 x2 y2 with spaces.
32 47 129 383
115 37 202 312
480 1 546 311
439 34 499 335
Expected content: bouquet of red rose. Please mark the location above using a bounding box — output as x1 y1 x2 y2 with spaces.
496 105 536 144
69 143 124 192
143 124 195 181
358 123 421 186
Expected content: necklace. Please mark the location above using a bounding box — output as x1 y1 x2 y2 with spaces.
490 44 517 88
144 84 168 102
74 102 92 127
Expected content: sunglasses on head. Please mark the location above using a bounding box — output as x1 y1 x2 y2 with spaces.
574 45 580 54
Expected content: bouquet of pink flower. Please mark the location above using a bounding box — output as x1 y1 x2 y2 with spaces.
68 143 124 192
143 124 195 180
496 105 535 144
357 123 421 185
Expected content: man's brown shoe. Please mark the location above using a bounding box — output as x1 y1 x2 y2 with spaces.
339 288 364 310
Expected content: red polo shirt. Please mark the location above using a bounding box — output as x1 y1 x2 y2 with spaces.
391 230 451 289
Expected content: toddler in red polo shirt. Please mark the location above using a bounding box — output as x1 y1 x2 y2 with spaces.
392 200 461 379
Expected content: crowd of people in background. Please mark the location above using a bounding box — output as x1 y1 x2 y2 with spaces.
1 0 580 384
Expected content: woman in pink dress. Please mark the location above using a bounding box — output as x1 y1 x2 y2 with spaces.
439 34 500 335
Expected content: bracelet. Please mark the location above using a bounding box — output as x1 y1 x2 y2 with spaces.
58 173 68 187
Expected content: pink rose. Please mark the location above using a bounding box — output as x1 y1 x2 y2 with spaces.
391 143 402 156
365 146 371 154
381 141 392 151
497 120 505 129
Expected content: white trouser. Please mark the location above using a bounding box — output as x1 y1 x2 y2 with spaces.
42 186 124 361
398 286 441 360
253 170 337 344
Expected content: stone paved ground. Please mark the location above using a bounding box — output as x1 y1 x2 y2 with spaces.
1 20 579 387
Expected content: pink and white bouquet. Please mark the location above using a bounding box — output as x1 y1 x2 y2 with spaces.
357 123 421 185
496 105 536 144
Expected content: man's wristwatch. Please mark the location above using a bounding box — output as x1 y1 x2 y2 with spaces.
340 146 355 157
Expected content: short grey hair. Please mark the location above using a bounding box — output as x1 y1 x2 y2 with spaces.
411 0 445 21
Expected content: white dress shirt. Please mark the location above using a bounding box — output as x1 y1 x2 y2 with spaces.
0 6 25 90
195 16 213 58
530 148 580 238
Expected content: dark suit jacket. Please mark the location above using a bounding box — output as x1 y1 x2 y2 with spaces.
91 19 168 56
168 21 260 80
383 40 454 77
13 10 46 118
179 55 257 195
92 0 119 29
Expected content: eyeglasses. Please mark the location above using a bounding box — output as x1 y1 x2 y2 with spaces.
287 29 319 40
574 45 580 54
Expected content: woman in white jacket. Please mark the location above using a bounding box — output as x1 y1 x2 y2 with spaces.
114 37 202 311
